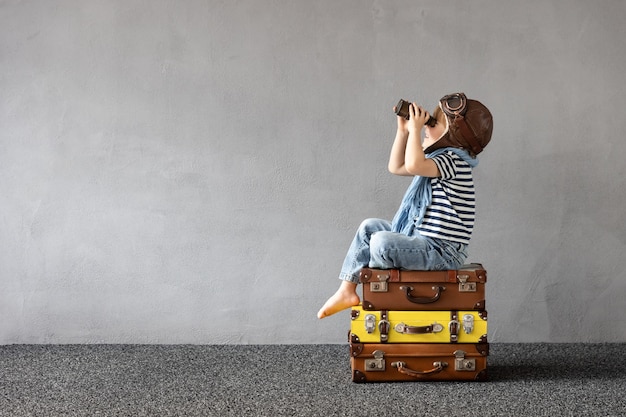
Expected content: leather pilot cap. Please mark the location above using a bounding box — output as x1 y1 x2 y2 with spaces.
424 93 493 157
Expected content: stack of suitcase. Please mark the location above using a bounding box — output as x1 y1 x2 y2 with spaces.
349 263 488 382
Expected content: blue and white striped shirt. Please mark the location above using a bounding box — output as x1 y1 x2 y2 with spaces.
417 151 475 244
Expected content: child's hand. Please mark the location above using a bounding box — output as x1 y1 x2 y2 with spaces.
393 105 410 131
408 102 431 134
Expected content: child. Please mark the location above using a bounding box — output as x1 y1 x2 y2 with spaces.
317 93 493 319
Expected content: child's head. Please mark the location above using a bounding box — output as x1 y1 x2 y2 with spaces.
424 93 493 157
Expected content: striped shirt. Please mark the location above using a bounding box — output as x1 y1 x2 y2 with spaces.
417 151 475 244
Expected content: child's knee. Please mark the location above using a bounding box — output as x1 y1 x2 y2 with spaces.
369 231 397 268
358 218 389 234
370 231 392 254
359 218 378 230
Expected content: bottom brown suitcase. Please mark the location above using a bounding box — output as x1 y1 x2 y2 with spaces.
350 342 488 382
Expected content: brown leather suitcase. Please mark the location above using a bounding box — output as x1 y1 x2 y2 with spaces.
350 340 489 382
359 263 487 311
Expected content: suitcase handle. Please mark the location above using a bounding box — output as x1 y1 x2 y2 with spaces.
391 361 448 377
394 322 444 334
399 285 444 304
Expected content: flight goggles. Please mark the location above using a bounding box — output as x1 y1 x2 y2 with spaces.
439 92 468 118
425 93 468 127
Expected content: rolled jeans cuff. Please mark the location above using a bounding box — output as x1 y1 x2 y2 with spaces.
339 272 360 284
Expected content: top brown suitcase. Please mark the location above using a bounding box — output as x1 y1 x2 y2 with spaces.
359 263 486 311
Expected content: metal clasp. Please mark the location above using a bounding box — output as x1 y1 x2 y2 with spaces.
364 314 376 334
364 350 385 371
457 274 476 292
462 314 474 334
370 273 389 292
454 350 476 371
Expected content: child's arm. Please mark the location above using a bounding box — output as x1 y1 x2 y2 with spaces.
388 122 412 176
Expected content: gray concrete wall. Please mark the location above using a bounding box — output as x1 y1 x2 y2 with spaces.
1 0 625 344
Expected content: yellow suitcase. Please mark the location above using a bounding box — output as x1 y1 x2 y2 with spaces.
350 305 487 344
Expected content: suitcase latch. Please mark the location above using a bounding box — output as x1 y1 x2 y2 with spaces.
364 350 386 372
454 350 476 371
457 274 476 292
462 314 474 334
364 314 376 334
449 320 459 342
370 273 390 292
370 282 387 292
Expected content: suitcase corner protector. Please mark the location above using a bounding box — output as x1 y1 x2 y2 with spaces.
352 370 367 383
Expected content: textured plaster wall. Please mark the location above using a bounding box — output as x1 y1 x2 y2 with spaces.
1 0 625 344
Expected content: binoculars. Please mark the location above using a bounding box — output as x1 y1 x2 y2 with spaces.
394 99 437 127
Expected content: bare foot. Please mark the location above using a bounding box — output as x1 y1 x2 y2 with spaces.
317 281 360 319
